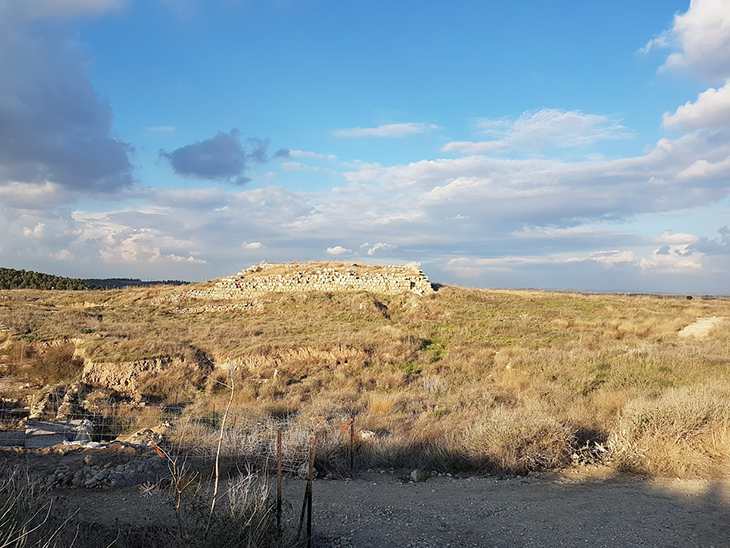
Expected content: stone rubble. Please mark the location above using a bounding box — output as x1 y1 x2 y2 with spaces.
28 385 67 420
47 455 167 489
186 261 435 300
174 301 261 314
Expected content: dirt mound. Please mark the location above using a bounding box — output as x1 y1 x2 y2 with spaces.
81 350 214 395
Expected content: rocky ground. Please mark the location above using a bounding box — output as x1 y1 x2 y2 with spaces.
1 443 167 489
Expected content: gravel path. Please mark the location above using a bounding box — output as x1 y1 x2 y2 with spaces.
41 463 730 547
282 469 730 548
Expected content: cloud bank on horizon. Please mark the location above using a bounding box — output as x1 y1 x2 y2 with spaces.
1 0 729 294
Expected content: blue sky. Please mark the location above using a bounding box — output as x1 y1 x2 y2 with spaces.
1 0 730 293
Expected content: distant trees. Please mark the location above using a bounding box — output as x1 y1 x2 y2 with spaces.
84 278 190 289
0 268 96 290
0 268 191 290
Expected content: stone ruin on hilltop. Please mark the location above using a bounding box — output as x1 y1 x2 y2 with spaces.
186 261 435 299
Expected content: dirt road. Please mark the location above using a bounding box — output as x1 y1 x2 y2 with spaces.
46 465 730 547
284 468 730 548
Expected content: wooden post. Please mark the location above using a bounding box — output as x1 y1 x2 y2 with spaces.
297 435 318 545
277 429 282 532
297 478 308 539
350 416 355 478
307 436 317 548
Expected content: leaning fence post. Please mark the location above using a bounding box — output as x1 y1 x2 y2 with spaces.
297 434 317 545
277 428 282 532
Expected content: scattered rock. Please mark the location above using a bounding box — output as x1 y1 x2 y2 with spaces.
359 430 377 440
47 456 166 490
117 422 173 444
410 469 429 482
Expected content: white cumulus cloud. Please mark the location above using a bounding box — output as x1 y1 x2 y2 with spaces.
676 158 730 180
22 223 46 239
663 81 730 129
366 242 397 255
51 249 74 261
326 246 353 255
640 245 703 272
649 0 730 81
657 231 700 245
94 226 207 265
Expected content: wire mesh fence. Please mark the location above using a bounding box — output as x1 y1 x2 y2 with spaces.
0 402 359 479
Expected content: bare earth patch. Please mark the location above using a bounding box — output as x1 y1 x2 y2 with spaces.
678 316 726 339
47 467 730 548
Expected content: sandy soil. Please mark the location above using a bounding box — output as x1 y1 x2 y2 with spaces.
678 316 726 339
42 464 730 548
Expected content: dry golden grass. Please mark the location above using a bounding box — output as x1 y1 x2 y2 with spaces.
1 285 729 477
460 404 576 473
367 392 405 415
610 382 730 476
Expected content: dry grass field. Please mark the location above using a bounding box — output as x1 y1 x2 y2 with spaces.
1 283 729 479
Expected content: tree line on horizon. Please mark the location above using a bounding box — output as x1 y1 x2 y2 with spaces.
0 267 189 290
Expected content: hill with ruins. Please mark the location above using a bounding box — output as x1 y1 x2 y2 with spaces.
1 264 729 491
185 261 435 299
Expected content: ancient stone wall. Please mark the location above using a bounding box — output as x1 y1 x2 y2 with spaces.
186 261 434 299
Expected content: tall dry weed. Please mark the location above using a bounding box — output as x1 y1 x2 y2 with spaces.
610 383 730 477
461 405 576 473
